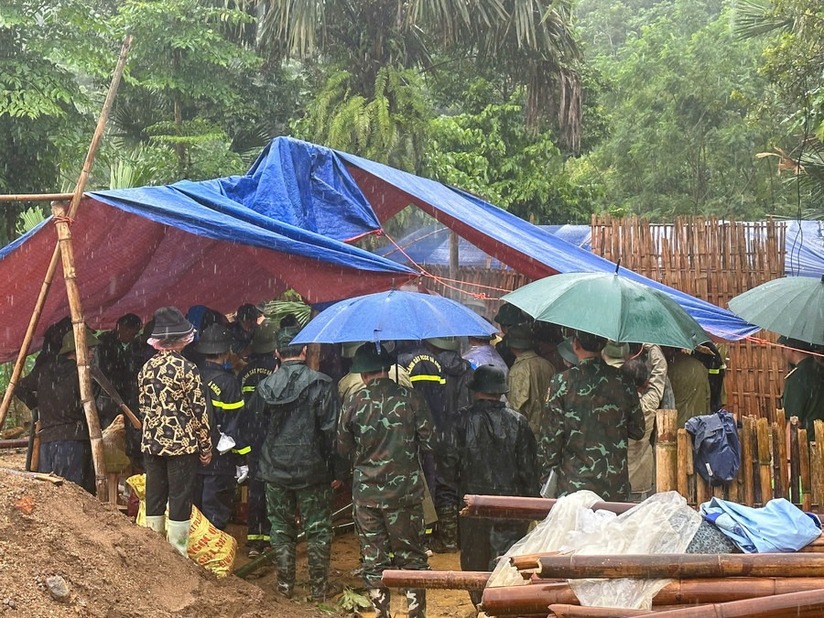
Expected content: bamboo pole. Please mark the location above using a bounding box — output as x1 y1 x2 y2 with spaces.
741 416 755 506
535 553 824 579
655 410 678 492
382 570 490 590
790 417 801 505
480 578 824 616
0 192 75 203
775 409 789 499
548 605 653 618
511 552 561 571
813 421 824 510
634 589 824 618
798 427 811 511
677 429 689 501
461 495 635 521
756 418 772 506
0 36 133 433
52 203 106 499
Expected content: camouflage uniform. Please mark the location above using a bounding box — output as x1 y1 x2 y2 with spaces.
539 356 645 502
337 377 434 618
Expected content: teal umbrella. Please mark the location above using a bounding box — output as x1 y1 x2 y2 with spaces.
728 276 823 345
501 272 709 348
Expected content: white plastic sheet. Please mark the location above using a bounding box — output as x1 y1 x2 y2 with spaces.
487 491 702 610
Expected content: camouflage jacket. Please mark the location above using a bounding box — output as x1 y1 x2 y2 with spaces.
539 356 644 502
337 377 434 507
507 350 555 436
138 351 211 457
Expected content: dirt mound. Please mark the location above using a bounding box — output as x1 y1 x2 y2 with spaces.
0 470 321 618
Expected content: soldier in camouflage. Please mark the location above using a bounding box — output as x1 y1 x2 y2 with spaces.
337 343 434 618
538 330 645 502
248 326 342 602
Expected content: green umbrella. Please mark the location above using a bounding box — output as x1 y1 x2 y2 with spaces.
728 276 823 345
501 272 709 349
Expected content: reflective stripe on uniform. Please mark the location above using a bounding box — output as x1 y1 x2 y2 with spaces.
409 375 446 384
247 534 271 541
211 399 244 410
233 445 251 455
242 386 257 392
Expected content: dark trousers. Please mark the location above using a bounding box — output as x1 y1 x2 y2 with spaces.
144 453 198 521
247 477 271 543
459 517 527 605
39 440 94 494
194 473 236 530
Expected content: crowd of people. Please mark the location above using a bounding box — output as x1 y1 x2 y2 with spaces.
14 299 824 616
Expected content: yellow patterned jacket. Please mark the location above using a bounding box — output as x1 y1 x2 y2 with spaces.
138 350 211 456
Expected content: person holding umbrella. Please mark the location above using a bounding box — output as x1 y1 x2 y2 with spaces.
538 330 645 502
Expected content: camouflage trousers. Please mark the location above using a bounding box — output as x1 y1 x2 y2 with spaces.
265 482 333 589
354 500 430 588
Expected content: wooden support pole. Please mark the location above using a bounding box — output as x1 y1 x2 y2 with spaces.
480 577 824 616
461 495 635 521
799 427 811 511
812 421 824 511
52 203 106 499
756 417 772 506
635 589 824 618
677 429 690 501
535 553 824 579
741 416 755 506
655 409 678 492
790 417 801 505
548 604 652 618
775 409 788 499
382 569 490 590
0 192 75 203
0 36 133 433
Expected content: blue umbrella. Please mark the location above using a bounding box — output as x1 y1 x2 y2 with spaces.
290 290 496 344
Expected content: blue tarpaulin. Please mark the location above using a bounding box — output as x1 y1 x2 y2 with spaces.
341 147 759 340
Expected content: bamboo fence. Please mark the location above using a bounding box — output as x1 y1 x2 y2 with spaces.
590 216 787 422
657 409 824 512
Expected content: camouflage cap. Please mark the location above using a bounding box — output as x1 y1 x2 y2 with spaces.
350 343 393 373
506 323 533 350
59 328 100 356
250 320 278 354
276 325 301 350
493 302 524 327
468 364 509 394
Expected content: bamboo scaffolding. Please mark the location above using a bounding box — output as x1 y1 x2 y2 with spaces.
636 589 824 618
52 203 106 498
481 577 824 616
381 570 490 590
461 495 635 521
0 36 133 435
535 553 824 579
0 192 75 202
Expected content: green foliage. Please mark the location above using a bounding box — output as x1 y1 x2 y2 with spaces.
425 85 598 223
294 67 430 171
337 587 372 613
580 0 796 219
263 299 311 326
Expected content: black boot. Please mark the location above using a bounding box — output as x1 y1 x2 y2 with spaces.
369 587 391 618
406 588 426 618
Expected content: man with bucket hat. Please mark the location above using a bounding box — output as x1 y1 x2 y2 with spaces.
238 319 280 556
19 327 101 493
250 326 342 602
193 323 249 531
338 343 434 618
440 364 538 607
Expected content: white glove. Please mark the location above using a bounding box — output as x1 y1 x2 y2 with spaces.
217 432 236 455
236 465 249 484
